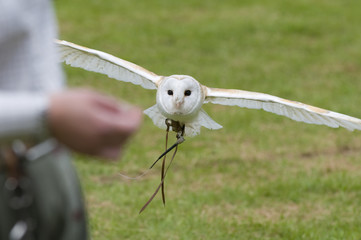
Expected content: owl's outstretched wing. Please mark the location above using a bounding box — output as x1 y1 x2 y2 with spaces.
204 87 361 131
55 40 163 90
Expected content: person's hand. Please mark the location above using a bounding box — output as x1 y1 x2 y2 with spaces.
47 89 142 159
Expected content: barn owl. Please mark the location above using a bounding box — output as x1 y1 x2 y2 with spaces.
55 40 361 136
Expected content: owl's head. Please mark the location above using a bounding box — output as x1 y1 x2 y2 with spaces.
156 75 205 121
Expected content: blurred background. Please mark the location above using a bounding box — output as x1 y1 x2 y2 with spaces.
56 0 361 239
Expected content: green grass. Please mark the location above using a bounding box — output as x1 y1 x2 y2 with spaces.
56 0 361 239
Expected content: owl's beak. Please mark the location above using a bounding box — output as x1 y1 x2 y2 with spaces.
174 98 184 109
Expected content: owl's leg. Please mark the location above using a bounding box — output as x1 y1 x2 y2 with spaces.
176 125 185 141
167 119 185 136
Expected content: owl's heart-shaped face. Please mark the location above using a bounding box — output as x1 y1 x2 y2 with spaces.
156 75 205 121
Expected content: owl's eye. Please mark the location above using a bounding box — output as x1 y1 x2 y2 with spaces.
167 90 173 96
184 90 192 96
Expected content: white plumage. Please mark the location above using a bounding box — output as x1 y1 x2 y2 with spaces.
55 39 361 136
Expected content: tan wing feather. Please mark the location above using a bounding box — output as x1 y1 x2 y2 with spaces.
204 87 361 131
55 40 162 90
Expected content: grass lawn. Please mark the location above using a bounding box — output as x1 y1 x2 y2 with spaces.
56 0 361 239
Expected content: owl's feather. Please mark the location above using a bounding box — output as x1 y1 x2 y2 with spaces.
144 105 167 130
204 87 361 131
55 40 162 90
196 109 223 131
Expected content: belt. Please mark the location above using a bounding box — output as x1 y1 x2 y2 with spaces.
0 138 59 174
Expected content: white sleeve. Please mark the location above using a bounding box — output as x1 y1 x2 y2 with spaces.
0 92 50 142
0 0 63 143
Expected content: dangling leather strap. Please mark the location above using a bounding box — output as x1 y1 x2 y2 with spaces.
139 119 185 214
0 146 22 179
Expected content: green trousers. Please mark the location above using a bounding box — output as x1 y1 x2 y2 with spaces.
0 147 88 240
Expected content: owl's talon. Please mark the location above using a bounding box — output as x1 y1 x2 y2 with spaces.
165 119 172 128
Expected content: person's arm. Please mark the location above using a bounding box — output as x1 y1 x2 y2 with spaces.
0 89 143 159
